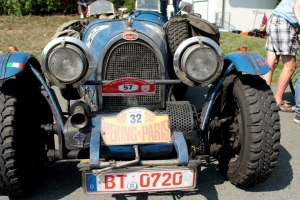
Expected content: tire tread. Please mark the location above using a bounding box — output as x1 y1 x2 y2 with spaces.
0 80 45 196
226 75 280 185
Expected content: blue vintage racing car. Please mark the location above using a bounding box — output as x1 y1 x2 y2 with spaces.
0 0 280 196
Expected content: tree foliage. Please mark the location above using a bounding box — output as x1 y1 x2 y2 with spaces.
276 0 281 6
0 0 77 15
124 0 135 12
110 0 135 12
0 0 135 16
110 0 125 9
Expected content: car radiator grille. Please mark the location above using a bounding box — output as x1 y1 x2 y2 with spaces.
103 41 165 111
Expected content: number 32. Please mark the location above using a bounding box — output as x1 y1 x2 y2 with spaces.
130 114 142 124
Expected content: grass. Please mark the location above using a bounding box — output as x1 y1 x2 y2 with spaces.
0 15 79 57
0 14 292 83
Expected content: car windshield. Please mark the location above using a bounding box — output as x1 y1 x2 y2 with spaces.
89 0 115 15
136 0 160 12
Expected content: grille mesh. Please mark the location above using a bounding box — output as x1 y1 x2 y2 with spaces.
103 41 164 111
166 101 194 133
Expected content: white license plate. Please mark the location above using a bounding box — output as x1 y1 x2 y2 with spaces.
84 167 196 194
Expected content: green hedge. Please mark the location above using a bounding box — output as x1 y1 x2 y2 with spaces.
110 0 135 12
0 0 135 16
0 0 79 15
276 0 281 6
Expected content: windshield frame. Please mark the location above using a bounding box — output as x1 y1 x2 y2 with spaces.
135 0 161 12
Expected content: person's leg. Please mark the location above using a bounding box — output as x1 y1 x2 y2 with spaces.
161 1 167 17
263 14 298 110
78 5 84 18
262 51 279 86
294 75 300 123
173 0 179 15
78 5 83 14
275 55 296 105
295 75 300 112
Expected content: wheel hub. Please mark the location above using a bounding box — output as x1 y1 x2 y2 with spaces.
229 114 242 151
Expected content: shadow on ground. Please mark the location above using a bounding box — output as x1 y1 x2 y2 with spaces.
7 144 292 200
7 84 292 200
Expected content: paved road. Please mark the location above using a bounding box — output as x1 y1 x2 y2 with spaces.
1 84 300 200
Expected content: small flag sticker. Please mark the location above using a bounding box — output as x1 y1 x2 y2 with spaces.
6 62 24 70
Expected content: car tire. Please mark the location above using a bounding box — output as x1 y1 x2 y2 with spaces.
167 15 191 55
167 15 191 99
0 79 45 196
212 74 280 185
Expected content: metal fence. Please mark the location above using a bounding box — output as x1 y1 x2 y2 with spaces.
215 12 235 30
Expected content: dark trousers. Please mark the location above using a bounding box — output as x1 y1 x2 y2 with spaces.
173 0 179 15
161 1 168 17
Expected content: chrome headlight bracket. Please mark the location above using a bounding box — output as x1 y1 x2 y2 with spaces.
173 36 223 87
41 37 93 88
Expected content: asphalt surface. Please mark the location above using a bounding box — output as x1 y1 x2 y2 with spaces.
1 83 300 200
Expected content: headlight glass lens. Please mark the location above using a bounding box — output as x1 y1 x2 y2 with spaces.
48 46 85 83
181 44 219 83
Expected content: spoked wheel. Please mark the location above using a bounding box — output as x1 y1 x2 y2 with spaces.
211 74 281 185
0 79 48 196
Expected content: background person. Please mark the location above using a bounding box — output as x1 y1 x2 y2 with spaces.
262 0 300 112
294 76 300 123
78 0 94 18
161 0 169 17
173 0 180 14
294 0 300 123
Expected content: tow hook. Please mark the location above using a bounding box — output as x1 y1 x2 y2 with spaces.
92 145 140 175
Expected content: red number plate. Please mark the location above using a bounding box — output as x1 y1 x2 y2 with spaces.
84 167 196 194
101 78 155 96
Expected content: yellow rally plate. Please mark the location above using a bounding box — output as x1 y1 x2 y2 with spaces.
101 108 171 145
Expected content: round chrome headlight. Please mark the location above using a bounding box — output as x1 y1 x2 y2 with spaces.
41 37 93 88
174 36 223 87
47 45 86 83
181 44 219 83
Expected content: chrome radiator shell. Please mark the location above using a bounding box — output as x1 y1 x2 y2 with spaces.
102 40 165 111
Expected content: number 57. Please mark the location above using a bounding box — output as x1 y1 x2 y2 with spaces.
124 85 133 90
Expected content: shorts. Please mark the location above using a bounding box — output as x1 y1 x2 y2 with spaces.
78 7 88 15
78 0 90 15
265 14 299 56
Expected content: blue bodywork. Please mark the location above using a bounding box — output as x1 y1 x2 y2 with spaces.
0 16 271 159
224 51 270 75
82 11 169 76
0 33 270 84
0 48 271 135
0 52 37 79
0 0 278 196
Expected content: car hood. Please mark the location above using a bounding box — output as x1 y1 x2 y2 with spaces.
81 15 168 68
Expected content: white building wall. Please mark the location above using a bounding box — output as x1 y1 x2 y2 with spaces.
192 0 277 31
193 0 219 23
224 0 277 31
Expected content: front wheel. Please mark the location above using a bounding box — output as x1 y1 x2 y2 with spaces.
0 79 46 196
211 74 281 185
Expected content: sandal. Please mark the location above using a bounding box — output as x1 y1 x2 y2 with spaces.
277 100 295 112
